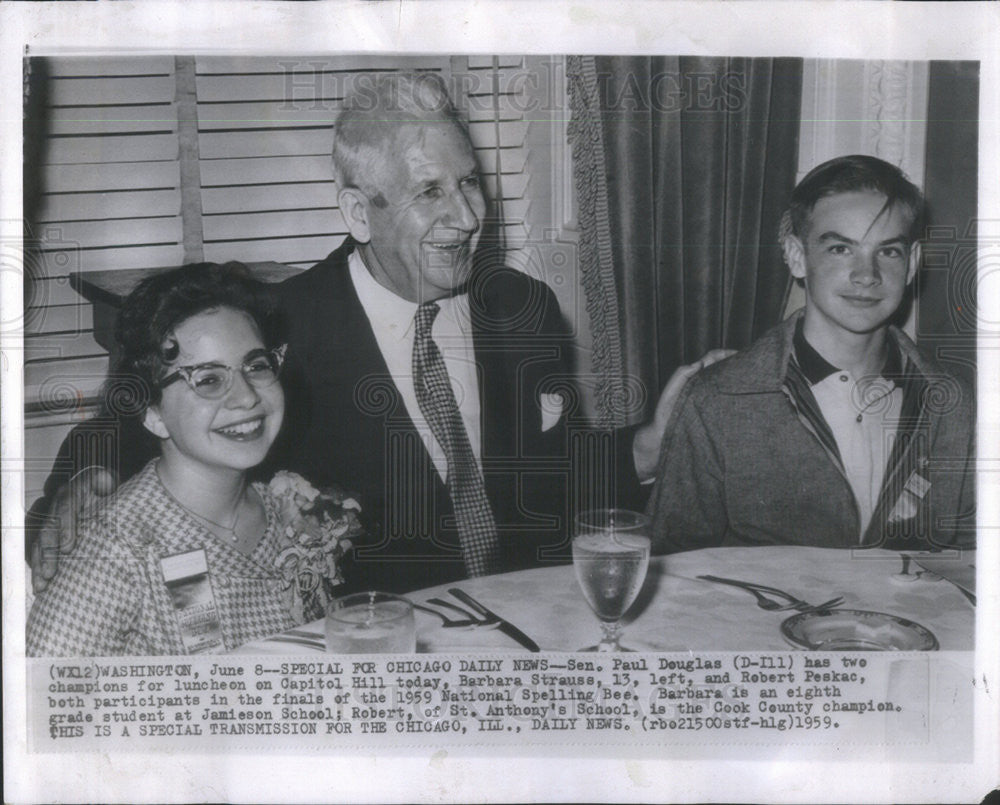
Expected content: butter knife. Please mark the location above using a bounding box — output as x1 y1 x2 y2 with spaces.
448 588 541 652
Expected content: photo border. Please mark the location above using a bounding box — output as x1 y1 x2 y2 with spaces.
3 3 998 803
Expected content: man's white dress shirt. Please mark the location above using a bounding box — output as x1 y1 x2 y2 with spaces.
348 250 482 482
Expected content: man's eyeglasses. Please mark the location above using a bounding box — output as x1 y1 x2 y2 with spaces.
159 345 287 400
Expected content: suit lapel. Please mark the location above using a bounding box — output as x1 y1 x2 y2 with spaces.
317 244 453 550
311 242 395 388
282 240 424 476
471 299 506 469
865 351 930 544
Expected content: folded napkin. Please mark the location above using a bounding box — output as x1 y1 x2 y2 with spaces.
913 554 976 599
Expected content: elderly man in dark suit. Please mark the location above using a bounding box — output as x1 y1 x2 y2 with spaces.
31 72 706 595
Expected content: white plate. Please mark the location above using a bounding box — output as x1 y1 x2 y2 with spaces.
781 608 938 651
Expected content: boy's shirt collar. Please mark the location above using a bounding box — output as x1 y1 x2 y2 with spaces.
792 318 902 386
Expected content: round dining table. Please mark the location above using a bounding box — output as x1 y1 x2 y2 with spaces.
238 546 975 653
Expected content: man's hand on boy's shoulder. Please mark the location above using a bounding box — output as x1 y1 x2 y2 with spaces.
632 348 735 482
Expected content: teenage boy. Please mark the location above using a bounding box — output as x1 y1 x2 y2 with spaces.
647 155 975 552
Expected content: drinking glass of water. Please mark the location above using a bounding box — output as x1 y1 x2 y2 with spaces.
325 591 416 654
573 509 651 652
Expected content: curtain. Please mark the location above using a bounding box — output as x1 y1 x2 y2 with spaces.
568 56 802 426
23 57 49 323
919 61 978 388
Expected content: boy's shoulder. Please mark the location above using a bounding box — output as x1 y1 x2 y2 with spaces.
688 318 796 400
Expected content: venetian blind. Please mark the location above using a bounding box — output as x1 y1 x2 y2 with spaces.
24 56 184 498
195 54 533 267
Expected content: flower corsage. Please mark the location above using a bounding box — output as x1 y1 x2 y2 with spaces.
269 471 363 622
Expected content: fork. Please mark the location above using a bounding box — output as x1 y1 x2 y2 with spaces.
740 586 798 611
699 574 806 602
795 596 844 614
739 589 843 613
697 575 842 612
426 598 502 629
414 601 478 628
698 574 806 609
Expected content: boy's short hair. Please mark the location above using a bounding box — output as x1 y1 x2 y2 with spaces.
331 71 469 196
781 154 925 244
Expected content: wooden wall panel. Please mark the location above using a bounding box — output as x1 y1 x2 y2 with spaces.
47 105 178 136
202 234 345 265
35 244 186 274
45 56 175 77
44 134 179 165
46 75 175 106
202 209 337 242
36 190 183 223
25 303 95 335
195 54 436 75
200 182 337 214
25 332 104 363
41 161 181 193
197 101 336 129
199 155 333 186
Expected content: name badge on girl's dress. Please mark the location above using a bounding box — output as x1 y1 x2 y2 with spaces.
160 549 225 654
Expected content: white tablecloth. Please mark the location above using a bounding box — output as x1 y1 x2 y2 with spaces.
236 546 975 653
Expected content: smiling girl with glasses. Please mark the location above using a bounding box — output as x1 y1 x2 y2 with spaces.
28 262 357 656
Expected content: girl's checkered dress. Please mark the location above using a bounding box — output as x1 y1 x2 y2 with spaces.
27 461 320 656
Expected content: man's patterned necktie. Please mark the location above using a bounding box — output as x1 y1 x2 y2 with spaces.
412 301 499 577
